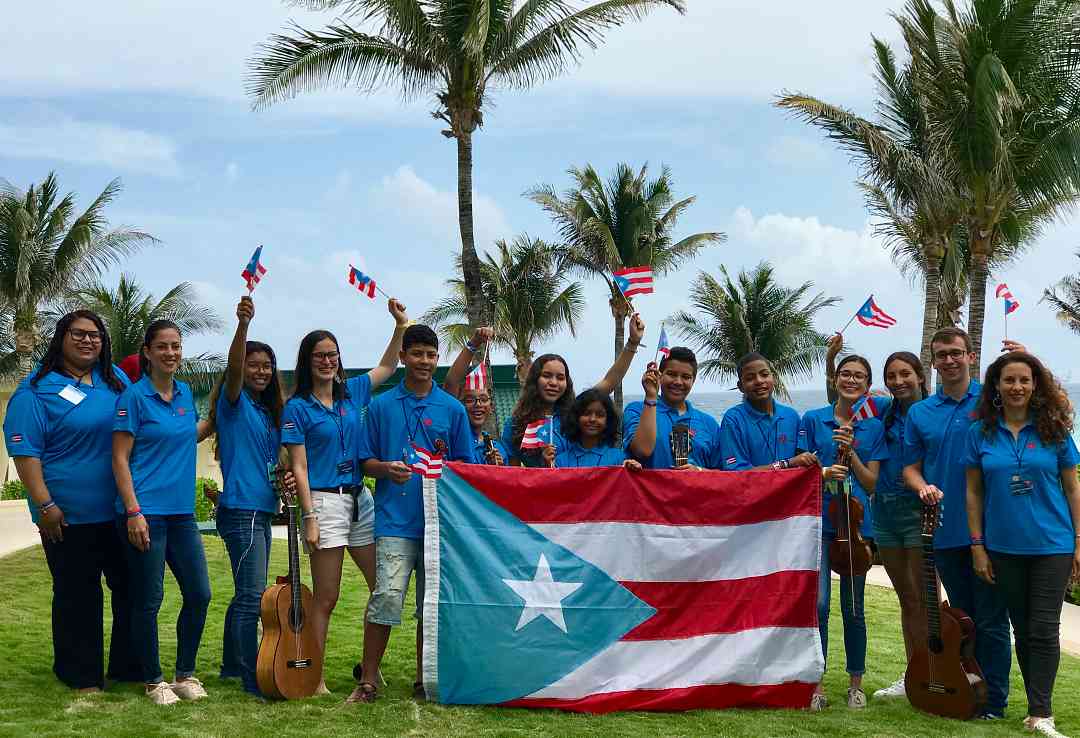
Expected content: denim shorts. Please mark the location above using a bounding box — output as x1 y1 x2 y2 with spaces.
367 536 424 626
305 489 374 552
872 493 923 548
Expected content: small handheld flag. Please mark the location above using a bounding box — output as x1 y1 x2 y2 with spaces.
407 443 444 479
850 395 878 422
348 265 378 299
854 295 896 329
464 362 488 392
521 417 552 450
613 266 655 299
656 325 670 360
996 284 1020 315
241 246 267 292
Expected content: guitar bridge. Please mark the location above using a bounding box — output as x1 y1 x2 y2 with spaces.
287 659 313 669
922 682 955 695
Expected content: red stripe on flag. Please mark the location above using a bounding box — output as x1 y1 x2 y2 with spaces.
445 463 820 526
503 681 817 714
620 570 818 641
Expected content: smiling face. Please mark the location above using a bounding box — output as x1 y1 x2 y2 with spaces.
885 358 921 402
659 359 696 405
462 388 492 430
62 317 103 371
309 338 340 384
738 359 774 404
536 359 568 405
144 328 182 377
578 400 608 441
996 360 1035 414
931 336 975 385
244 350 273 394
401 342 439 384
834 359 870 402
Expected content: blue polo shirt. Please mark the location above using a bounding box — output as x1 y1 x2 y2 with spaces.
357 381 473 539
470 433 509 465
718 398 801 470
501 415 567 468
963 420 1079 555
798 405 888 538
281 375 371 489
4 366 129 524
216 389 282 513
113 376 199 516
903 380 982 549
556 442 627 468
623 397 721 469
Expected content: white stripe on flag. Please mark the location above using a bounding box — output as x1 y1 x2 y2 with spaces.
421 475 441 700
525 626 823 699
530 516 820 583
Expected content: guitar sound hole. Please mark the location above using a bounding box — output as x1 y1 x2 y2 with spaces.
928 636 944 654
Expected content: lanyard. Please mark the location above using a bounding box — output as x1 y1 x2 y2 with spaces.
753 415 778 463
400 398 433 449
317 398 347 457
1009 426 1031 473
248 390 277 465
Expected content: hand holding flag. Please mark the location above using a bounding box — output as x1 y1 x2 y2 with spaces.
241 246 267 293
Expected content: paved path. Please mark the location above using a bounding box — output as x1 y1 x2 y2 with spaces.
3 504 1079 656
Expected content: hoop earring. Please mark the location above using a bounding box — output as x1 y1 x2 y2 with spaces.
992 394 1003 409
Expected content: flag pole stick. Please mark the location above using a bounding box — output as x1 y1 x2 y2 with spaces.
653 320 663 365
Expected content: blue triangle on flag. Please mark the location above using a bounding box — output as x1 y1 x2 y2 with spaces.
431 467 656 704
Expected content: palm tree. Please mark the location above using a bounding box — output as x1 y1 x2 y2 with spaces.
0 173 157 378
247 0 685 330
527 162 724 406
64 274 226 392
422 234 585 383
1043 251 1080 336
668 262 839 400
899 0 1080 375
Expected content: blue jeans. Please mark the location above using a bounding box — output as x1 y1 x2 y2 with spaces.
818 538 867 676
120 514 212 684
936 546 1012 714
217 507 272 694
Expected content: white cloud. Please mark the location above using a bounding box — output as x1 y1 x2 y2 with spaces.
0 119 180 176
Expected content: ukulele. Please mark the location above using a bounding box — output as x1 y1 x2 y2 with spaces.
827 435 873 577
670 423 692 468
904 503 987 720
256 470 323 699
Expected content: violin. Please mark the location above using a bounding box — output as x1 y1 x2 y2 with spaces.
827 429 873 577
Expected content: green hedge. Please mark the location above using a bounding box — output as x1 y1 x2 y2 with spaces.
194 478 218 523
2 480 27 501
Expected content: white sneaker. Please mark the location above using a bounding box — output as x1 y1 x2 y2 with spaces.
146 682 180 705
809 692 828 712
1027 717 1069 738
847 687 867 709
873 676 906 698
170 677 208 701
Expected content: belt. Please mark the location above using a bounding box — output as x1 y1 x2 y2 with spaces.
311 485 360 495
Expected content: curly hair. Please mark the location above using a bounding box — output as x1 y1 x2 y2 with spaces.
977 352 1073 445
509 353 574 452
562 389 620 448
33 310 126 393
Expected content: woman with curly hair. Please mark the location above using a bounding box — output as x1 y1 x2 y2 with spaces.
964 351 1080 737
550 388 642 469
502 314 644 467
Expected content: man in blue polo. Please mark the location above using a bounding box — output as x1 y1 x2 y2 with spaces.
902 327 1011 719
624 346 721 469
719 352 817 471
353 324 472 704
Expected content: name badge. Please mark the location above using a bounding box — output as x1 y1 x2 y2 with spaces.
1009 475 1033 496
337 460 354 474
58 384 86 406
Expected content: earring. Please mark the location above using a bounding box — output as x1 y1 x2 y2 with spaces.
992 394 1003 409
1030 394 1042 408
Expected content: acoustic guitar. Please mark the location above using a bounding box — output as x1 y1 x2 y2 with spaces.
904 503 987 720
670 422 692 468
256 473 323 699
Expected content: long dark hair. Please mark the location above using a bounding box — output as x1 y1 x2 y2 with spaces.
509 353 574 451
882 351 929 430
140 319 182 378
208 341 286 430
978 352 1073 445
33 310 125 393
292 330 347 402
562 388 620 448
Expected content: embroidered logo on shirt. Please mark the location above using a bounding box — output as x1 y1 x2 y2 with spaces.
778 433 788 444
851 439 861 449
424 418 433 426
283 421 296 430
177 407 186 415
10 434 22 443
116 409 127 417
1027 442 1036 449
725 456 737 466
798 429 807 437
968 411 978 419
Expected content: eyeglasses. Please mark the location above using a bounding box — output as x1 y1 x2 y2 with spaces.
933 349 967 361
67 328 103 344
838 370 868 382
463 396 491 406
312 351 340 364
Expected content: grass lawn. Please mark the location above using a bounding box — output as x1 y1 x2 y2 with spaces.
2 542 1079 738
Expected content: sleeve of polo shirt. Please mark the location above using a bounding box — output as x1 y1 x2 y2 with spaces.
796 414 815 454
347 374 373 408
217 386 241 416
704 415 724 470
112 386 141 435
500 417 516 459
961 422 984 469
718 412 751 471
280 400 306 446
901 411 926 467
447 403 474 463
864 420 890 463
3 388 46 458
622 402 643 453
356 398 382 464
1057 434 1080 469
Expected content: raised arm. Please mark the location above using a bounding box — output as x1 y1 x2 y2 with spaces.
627 363 660 460
594 313 645 395
443 327 494 396
825 333 841 405
366 298 410 389
224 296 254 404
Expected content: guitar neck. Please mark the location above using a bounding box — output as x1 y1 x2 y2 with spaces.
922 530 942 641
287 502 301 623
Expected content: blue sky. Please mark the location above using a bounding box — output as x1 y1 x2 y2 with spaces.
3 1 1078 389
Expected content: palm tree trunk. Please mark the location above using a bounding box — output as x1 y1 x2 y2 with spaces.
966 245 991 380
515 350 533 386
919 253 941 388
456 131 486 328
610 296 627 409
13 308 36 380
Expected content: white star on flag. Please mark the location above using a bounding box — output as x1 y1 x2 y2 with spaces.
502 553 583 634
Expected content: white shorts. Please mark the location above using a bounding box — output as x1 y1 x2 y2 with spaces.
305 488 374 552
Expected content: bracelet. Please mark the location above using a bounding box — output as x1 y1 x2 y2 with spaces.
779 459 790 470
39 500 56 513
771 461 782 471
970 536 985 546
302 512 317 521
126 507 142 519
643 399 658 407
465 341 479 353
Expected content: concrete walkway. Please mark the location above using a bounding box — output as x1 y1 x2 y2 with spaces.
3 501 1079 656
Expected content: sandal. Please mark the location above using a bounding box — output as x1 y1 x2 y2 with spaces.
345 682 378 704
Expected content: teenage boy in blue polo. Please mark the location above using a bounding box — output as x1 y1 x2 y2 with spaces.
902 327 1011 719
719 352 817 471
353 324 472 703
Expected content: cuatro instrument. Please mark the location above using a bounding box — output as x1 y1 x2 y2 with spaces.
827 431 873 578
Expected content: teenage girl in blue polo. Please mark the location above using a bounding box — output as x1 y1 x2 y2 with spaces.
282 299 408 692
798 353 887 712
965 352 1080 735
551 388 642 469
113 319 215 706
206 295 286 697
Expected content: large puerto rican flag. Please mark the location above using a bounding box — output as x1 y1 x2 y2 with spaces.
421 464 823 713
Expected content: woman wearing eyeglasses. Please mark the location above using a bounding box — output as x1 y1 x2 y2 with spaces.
281 299 408 691
4 311 140 693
